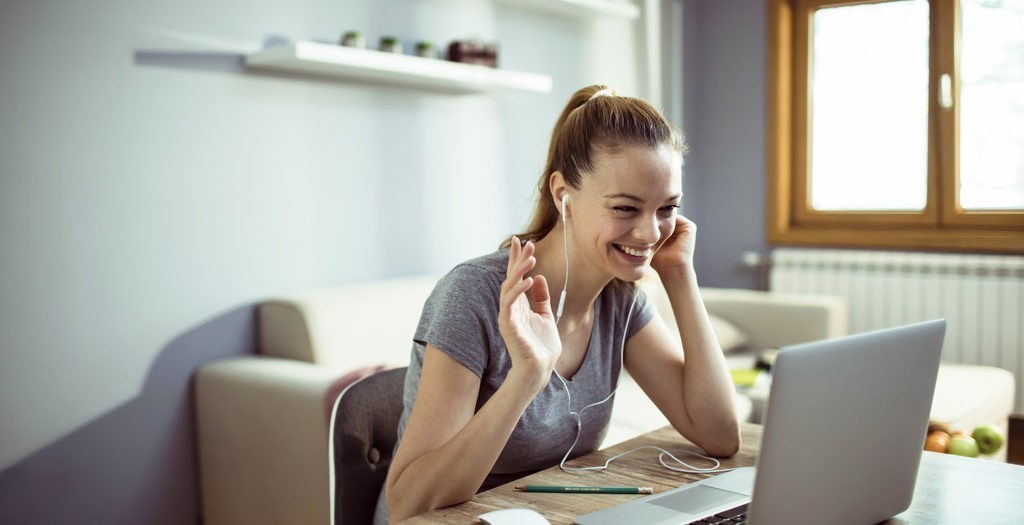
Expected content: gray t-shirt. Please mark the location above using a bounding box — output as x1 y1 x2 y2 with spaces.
373 249 655 524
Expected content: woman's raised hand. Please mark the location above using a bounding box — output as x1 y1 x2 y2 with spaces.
498 237 562 394
651 215 698 275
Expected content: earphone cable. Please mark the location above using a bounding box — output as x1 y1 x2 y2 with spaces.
555 287 734 476
555 290 637 469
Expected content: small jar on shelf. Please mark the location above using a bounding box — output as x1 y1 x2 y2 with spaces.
447 39 499 68
340 31 365 49
415 41 439 59
378 36 402 54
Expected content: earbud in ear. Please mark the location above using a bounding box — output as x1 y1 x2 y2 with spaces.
557 192 569 323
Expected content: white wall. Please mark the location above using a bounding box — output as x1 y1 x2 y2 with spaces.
0 0 642 521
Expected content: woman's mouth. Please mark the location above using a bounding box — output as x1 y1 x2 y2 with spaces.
613 243 652 258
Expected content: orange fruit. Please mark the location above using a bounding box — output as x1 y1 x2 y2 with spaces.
924 431 951 453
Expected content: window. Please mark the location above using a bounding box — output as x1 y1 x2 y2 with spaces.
768 0 1024 253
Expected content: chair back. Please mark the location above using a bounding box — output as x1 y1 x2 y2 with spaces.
330 367 407 525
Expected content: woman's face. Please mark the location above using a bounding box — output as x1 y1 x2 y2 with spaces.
567 143 682 283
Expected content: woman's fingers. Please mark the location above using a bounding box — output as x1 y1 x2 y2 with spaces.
505 239 536 285
502 237 521 294
502 237 538 313
508 277 533 305
530 275 553 318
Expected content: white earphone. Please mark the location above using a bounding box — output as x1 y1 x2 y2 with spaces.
556 193 569 323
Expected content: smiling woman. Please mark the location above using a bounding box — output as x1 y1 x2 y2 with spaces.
379 85 740 524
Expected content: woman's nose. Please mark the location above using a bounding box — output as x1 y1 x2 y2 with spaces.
633 213 660 243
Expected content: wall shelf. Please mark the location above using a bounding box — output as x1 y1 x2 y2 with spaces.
244 41 553 94
494 0 640 19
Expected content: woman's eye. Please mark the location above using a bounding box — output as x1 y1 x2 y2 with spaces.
611 204 678 217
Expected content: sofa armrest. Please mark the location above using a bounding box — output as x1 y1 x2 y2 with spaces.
699 288 848 352
195 357 338 525
640 275 848 354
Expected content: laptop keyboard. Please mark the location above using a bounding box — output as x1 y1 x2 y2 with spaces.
686 502 749 524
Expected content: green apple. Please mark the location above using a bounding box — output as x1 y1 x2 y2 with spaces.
971 424 1005 455
947 435 980 458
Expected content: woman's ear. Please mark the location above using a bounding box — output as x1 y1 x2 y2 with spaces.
549 171 570 216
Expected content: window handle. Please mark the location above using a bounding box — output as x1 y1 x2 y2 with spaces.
939 73 954 110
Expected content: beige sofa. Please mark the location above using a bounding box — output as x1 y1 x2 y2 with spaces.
194 275 848 524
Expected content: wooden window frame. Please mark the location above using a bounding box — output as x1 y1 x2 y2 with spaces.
767 0 1024 253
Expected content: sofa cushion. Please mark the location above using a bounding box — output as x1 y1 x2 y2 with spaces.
259 276 439 369
929 364 1015 443
640 274 750 354
708 313 749 354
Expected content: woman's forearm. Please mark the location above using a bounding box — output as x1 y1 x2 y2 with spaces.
659 266 741 456
386 369 542 523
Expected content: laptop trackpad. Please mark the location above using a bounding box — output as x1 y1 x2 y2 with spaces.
649 485 746 514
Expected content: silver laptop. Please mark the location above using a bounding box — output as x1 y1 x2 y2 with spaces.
575 319 946 525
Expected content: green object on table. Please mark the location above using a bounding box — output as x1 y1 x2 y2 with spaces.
731 369 761 387
514 485 654 494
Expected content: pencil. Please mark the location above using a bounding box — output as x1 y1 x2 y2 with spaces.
514 485 654 495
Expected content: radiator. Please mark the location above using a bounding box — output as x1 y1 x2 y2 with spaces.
769 248 1024 412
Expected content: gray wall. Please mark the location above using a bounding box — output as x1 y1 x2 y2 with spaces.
682 0 768 290
0 0 644 522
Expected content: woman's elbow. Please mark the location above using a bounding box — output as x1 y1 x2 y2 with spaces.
707 433 741 458
386 492 423 524
705 423 742 457
681 419 741 458
385 488 426 524
385 480 421 524
385 481 473 524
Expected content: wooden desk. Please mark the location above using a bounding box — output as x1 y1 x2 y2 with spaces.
402 423 1024 524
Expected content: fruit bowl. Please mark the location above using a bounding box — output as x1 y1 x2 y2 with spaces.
923 421 1004 458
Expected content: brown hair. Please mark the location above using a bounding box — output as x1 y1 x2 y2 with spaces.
502 85 686 248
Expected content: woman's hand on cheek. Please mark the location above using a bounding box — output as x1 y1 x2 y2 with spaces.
498 237 562 395
651 215 697 274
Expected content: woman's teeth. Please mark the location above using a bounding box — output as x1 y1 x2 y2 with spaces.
615 244 650 257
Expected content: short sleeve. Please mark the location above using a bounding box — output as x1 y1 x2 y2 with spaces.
624 284 656 341
413 263 502 378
